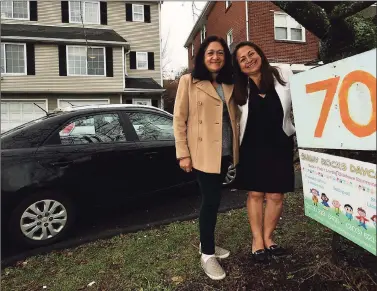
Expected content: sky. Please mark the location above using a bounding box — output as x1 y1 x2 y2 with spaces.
161 1 207 78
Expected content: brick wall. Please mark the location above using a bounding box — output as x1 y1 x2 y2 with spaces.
188 31 202 70
248 2 319 64
187 1 319 69
188 1 246 70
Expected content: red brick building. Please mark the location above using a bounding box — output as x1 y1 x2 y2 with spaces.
184 1 320 73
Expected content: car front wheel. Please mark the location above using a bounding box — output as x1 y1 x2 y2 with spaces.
9 191 75 247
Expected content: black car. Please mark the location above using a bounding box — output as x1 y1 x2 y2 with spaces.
1 104 236 247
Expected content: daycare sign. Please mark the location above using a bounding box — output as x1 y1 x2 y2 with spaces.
291 49 376 151
291 49 377 255
300 149 376 255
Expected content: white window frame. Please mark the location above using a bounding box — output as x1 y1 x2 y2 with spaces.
227 29 233 47
200 25 206 43
68 0 100 25
66 45 106 77
274 12 306 42
136 52 148 70
1 42 27 75
132 98 152 106
225 1 232 9
132 4 144 22
1 0 30 20
191 43 194 57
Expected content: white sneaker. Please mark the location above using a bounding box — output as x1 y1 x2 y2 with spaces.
199 243 230 259
200 256 226 280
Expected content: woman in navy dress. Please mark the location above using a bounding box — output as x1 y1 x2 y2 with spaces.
233 41 295 262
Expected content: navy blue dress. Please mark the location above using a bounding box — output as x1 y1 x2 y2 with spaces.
236 79 294 193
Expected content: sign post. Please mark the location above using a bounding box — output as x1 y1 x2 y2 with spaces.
291 49 377 256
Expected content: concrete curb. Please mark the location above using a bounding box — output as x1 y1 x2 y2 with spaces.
2 171 303 268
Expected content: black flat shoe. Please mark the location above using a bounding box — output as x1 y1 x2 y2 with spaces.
251 249 269 263
265 244 285 256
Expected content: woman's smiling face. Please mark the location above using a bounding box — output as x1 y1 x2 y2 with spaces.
204 41 225 73
236 45 262 75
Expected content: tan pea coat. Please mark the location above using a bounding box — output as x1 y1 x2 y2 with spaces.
173 74 239 174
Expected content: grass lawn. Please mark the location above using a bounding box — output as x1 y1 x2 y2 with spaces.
2 191 376 291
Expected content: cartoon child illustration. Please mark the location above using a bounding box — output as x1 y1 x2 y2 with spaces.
344 204 353 221
356 207 369 230
321 193 330 210
310 188 320 206
332 200 341 216
371 215 377 227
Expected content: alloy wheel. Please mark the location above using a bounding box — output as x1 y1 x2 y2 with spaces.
19 199 68 241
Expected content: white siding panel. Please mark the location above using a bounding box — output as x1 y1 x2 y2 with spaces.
1 44 124 92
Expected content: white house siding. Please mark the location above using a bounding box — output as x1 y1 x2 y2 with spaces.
2 1 162 86
1 44 124 93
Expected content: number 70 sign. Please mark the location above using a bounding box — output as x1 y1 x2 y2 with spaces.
291 49 376 151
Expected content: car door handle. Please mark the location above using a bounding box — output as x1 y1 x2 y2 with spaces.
50 161 73 167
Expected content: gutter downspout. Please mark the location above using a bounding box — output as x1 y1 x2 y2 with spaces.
121 46 125 104
245 1 249 41
159 1 164 109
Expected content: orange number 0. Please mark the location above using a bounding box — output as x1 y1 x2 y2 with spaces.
306 70 376 138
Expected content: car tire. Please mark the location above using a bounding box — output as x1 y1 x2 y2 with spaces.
8 190 75 248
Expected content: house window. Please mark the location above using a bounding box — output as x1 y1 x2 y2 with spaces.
0 43 26 75
1 0 29 20
67 46 105 76
136 52 148 70
227 29 233 47
200 25 206 43
225 1 232 9
274 12 305 42
132 4 144 22
191 43 194 57
69 1 100 24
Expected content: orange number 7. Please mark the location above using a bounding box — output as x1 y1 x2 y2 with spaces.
306 70 376 138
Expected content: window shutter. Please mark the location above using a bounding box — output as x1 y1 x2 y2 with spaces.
26 44 35 75
130 52 136 69
144 5 151 23
148 52 154 70
152 100 158 107
126 3 133 21
58 45 67 76
100 1 107 25
105 47 113 77
29 1 38 21
61 1 69 23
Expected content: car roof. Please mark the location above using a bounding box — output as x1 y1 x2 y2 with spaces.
52 104 173 116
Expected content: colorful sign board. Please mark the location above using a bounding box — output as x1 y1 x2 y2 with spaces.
300 149 376 255
291 49 376 150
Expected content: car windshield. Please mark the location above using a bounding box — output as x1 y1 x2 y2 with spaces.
1 114 56 137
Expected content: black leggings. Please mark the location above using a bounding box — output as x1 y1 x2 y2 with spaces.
196 157 229 255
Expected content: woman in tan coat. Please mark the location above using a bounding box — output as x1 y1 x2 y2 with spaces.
173 36 239 280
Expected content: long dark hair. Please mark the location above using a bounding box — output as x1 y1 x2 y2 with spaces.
232 41 286 105
191 35 233 84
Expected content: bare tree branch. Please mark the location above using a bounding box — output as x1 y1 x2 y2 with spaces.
161 29 172 74
272 1 330 39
